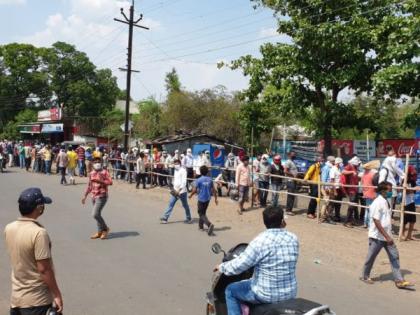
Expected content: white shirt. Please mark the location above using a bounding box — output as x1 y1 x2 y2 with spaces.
329 166 341 188
182 154 194 168
173 167 187 194
368 195 392 241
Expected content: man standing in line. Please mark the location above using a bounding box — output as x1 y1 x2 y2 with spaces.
4 188 63 314
342 156 361 228
56 147 68 185
284 151 298 216
303 156 323 219
24 142 32 171
361 181 413 289
135 152 147 189
189 165 218 235
18 141 25 169
160 159 193 224
270 155 284 207
182 148 194 190
82 157 113 240
236 156 251 215
320 156 335 222
258 154 271 207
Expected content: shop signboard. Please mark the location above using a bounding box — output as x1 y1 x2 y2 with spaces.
375 139 417 157
354 140 376 161
19 125 41 134
42 123 64 133
37 108 62 122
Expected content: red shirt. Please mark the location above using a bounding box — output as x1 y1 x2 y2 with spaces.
344 164 359 195
85 169 112 199
76 147 85 161
361 170 376 200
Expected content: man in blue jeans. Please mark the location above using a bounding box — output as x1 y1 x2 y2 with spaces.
160 159 192 224
215 206 299 315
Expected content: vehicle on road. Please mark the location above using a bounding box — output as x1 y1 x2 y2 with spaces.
206 243 336 315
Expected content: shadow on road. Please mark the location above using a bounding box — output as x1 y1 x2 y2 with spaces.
107 231 140 239
373 269 413 282
213 226 231 232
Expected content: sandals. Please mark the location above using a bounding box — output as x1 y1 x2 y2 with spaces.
360 277 374 284
395 280 415 290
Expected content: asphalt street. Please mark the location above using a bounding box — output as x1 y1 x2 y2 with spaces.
1 169 419 315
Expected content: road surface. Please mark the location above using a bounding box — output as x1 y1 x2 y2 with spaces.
0 169 419 314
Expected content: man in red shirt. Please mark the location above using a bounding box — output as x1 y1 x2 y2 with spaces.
82 158 113 239
75 145 86 177
342 156 361 228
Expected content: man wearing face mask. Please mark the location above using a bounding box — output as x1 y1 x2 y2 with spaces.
258 154 271 207
361 181 413 289
82 157 113 240
160 159 192 224
5 188 63 314
182 148 194 190
379 150 405 206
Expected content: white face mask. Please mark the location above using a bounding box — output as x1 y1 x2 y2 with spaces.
174 164 181 170
93 163 102 171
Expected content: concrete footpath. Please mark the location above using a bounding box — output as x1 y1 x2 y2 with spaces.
0 169 419 314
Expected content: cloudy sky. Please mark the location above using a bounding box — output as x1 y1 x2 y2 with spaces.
0 0 290 101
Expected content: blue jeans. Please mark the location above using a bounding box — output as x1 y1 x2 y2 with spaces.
78 160 85 176
225 280 261 315
19 154 25 168
162 192 191 221
271 183 282 207
364 198 373 227
44 160 51 174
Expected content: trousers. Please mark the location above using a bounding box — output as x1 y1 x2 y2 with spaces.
92 196 108 232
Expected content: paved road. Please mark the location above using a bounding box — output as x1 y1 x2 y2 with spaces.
1 169 419 315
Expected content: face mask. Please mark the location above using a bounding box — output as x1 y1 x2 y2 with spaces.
386 191 393 199
93 163 102 171
174 165 181 170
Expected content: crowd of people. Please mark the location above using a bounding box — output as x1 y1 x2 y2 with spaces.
1 140 418 240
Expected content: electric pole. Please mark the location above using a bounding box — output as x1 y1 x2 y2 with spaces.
115 0 149 150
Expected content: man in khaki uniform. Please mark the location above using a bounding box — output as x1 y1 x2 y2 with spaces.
4 188 63 315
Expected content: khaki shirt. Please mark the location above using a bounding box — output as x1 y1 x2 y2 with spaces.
4 218 53 308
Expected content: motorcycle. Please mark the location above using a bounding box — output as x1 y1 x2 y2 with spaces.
206 243 336 315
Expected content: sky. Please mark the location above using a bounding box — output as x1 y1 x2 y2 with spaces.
0 0 291 101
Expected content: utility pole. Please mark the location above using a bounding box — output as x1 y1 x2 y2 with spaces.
115 0 149 150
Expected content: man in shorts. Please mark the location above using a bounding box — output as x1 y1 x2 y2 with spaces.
235 156 251 215
189 165 218 235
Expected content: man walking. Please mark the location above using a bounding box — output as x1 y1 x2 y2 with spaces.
76 145 86 177
189 165 218 235
160 159 192 224
135 152 147 189
67 146 78 185
361 181 413 289
4 188 63 314
284 151 298 216
56 147 68 185
82 158 113 239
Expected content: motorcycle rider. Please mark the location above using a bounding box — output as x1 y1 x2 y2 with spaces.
214 206 299 315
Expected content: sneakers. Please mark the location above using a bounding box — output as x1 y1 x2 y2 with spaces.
160 218 168 224
90 232 102 239
101 228 110 239
207 224 215 236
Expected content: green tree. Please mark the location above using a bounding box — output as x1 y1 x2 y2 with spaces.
165 68 182 94
98 108 125 142
133 98 162 139
228 0 412 154
0 108 37 139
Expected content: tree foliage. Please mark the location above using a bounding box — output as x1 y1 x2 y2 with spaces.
133 98 162 139
227 0 419 154
165 68 182 94
0 108 38 139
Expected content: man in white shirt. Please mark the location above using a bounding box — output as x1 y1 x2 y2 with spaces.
361 181 413 289
182 148 194 190
160 159 192 224
329 157 343 222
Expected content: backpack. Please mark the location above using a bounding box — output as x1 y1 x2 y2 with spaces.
372 168 389 186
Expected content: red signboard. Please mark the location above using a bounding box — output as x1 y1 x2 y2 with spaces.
376 139 417 157
37 108 62 122
332 140 354 156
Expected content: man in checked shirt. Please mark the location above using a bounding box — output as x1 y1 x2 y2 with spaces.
215 206 299 315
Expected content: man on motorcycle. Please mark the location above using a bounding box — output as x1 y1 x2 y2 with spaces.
215 206 299 315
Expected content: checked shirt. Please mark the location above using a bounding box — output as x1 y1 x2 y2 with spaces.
219 229 299 303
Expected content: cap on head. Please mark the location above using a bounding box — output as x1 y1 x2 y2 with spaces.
335 157 343 164
327 156 335 163
18 188 52 215
349 156 361 166
262 154 269 160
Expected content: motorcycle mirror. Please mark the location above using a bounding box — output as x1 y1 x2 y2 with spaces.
211 243 222 254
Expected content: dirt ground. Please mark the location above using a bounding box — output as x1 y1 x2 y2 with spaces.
113 179 420 291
